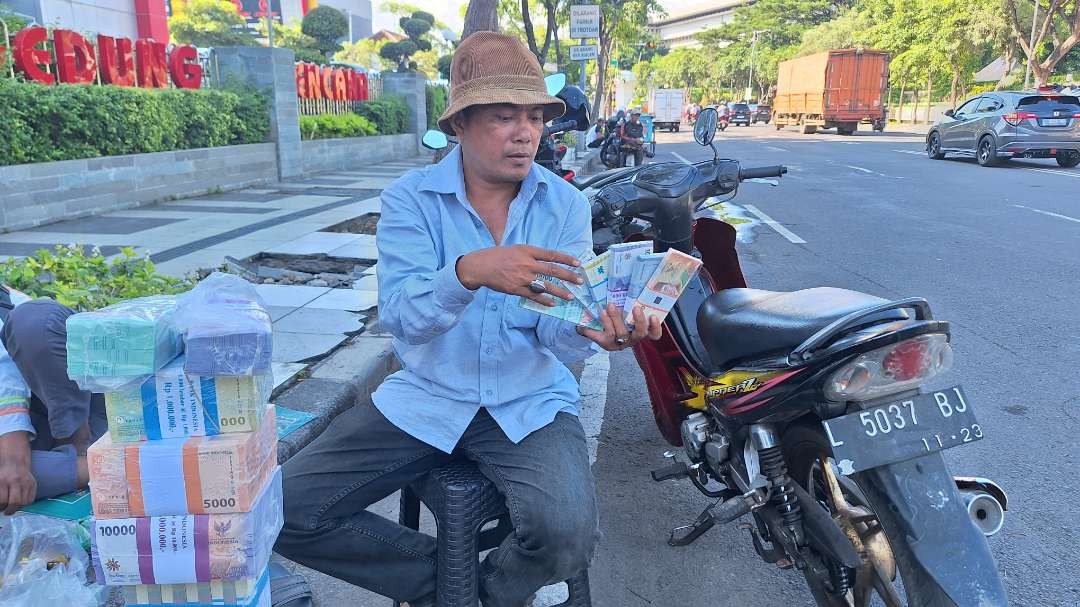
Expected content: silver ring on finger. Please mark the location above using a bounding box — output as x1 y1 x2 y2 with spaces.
528 275 548 294
615 336 629 346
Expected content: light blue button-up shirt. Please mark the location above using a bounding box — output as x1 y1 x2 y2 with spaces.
372 146 599 453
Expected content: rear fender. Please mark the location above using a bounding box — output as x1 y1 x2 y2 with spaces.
858 453 1008 606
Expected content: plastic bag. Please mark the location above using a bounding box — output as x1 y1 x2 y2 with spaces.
173 273 273 376
66 295 182 392
0 513 107 606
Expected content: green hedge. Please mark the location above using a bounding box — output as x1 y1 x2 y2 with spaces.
354 95 409 135
426 84 448 129
300 113 378 139
0 79 269 166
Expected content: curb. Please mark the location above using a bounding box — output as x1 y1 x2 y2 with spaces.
275 333 399 462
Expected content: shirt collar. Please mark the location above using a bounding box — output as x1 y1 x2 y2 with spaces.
418 145 549 206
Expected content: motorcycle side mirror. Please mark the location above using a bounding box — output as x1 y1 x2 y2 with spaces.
694 107 719 146
545 73 567 96
422 130 449 150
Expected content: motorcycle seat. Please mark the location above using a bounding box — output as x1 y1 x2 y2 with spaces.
696 287 893 369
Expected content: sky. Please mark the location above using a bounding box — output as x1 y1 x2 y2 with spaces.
369 0 712 37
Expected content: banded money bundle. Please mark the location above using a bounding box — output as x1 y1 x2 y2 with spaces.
88 405 277 519
122 567 270 606
91 467 282 586
173 273 273 376
104 354 273 443
66 295 183 392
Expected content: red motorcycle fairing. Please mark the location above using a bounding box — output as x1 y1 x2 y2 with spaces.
631 217 747 445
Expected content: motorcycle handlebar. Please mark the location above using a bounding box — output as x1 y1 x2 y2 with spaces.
544 120 578 136
738 165 788 180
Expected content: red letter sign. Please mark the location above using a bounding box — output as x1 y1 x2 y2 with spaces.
320 66 335 99
307 64 321 99
12 27 54 84
168 45 202 89
98 35 137 87
295 63 307 99
135 39 169 88
333 68 347 101
54 30 98 84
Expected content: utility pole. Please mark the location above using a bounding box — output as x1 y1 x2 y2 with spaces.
746 30 763 102
1023 0 1039 89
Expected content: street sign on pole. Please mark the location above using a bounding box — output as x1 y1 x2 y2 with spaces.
569 4 601 39
569 44 598 61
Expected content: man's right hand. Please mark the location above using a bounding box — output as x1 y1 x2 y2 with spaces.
456 245 584 307
0 431 36 515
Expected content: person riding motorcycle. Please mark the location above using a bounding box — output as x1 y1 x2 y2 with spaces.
618 109 646 167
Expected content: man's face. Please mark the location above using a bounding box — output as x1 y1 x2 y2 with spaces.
453 103 545 184
631 114 640 123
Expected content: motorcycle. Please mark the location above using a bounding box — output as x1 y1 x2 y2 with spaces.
584 107 1008 606
589 110 626 170
421 73 592 181
718 113 730 132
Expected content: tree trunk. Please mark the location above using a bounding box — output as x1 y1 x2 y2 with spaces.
462 0 499 39
897 76 907 124
591 16 613 120
950 69 959 108
924 68 933 125
911 88 919 125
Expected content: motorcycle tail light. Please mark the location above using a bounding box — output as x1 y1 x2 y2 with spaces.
824 333 953 402
1003 112 1037 125
562 170 576 181
558 144 568 153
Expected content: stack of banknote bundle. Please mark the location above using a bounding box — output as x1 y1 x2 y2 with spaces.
66 295 183 392
520 242 703 331
72 273 283 606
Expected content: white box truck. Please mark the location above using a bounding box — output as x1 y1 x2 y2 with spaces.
650 88 685 132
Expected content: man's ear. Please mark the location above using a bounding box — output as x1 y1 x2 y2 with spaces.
450 110 469 138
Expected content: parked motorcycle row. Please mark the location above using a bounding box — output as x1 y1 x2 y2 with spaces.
423 78 1009 606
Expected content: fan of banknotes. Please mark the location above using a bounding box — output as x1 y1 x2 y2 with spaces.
519 242 704 330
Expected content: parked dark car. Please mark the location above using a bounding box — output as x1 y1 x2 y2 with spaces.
752 104 772 124
731 103 752 126
926 91 1080 167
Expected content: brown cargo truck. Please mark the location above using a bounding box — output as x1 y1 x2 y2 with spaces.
773 49 890 135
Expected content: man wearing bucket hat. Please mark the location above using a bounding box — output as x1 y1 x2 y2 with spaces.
276 32 662 607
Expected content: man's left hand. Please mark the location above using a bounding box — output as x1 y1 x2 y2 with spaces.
577 304 663 351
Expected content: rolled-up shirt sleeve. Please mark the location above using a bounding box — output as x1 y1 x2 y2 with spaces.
377 182 477 345
536 191 602 364
0 346 33 439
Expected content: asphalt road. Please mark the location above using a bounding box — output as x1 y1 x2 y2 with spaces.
588 124 1080 606
286 123 1080 606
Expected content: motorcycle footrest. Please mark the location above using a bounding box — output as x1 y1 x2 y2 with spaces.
651 462 689 482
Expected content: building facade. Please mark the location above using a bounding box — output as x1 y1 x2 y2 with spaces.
5 0 370 42
649 0 750 49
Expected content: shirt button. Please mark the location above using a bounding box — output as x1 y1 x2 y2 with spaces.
485 347 493 355
490 304 498 311
485 389 493 396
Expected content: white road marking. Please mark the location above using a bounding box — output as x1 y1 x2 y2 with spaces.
578 351 610 464
836 141 860 145
894 149 924 155
845 164 904 179
1012 204 1080 224
743 204 807 244
1025 167 1080 179
671 151 693 165
845 164 875 173
766 146 790 152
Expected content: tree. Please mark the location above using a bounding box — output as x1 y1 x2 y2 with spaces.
337 38 395 70
1005 0 1080 85
380 10 434 71
592 0 665 119
302 5 349 57
169 0 260 47
437 54 454 79
256 20 326 63
463 0 500 38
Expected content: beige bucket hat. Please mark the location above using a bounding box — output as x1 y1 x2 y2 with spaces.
437 31 566 135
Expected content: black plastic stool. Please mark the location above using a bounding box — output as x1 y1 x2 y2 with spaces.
396 460 592 607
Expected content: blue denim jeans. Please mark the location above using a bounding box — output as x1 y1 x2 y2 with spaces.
274 401 600 606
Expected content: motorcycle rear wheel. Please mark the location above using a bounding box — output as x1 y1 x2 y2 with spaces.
782 424 956 607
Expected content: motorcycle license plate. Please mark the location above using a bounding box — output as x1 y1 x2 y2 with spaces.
821 386 982 475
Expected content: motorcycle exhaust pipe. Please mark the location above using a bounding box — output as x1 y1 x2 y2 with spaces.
955 477 1007 537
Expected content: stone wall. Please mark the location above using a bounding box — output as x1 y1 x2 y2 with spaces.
301 134 417 174
0 144 277 232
